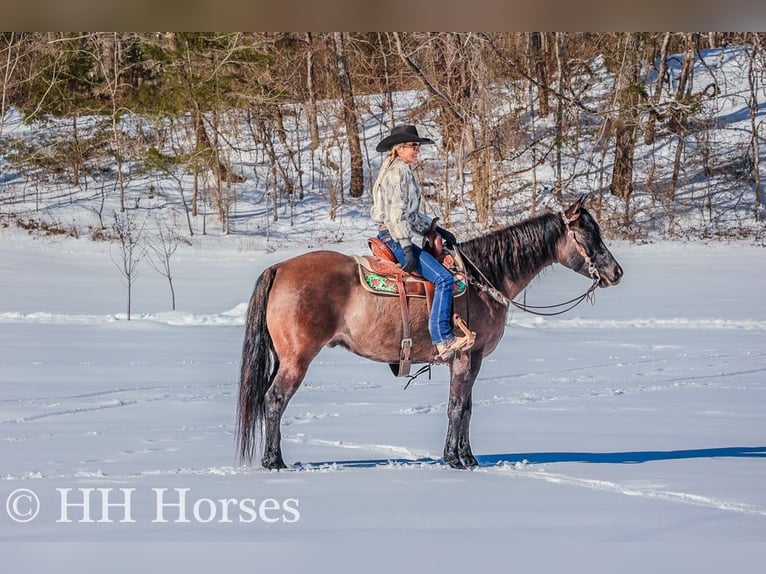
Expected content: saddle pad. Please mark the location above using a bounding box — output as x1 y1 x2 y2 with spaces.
354 255 466 298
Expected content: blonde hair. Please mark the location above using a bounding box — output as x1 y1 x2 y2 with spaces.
378 145 401 170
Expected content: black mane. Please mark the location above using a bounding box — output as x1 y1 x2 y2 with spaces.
458 212 565 290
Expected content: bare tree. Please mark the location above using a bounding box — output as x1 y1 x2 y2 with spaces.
644 32 672 145
376 32 396 124
553 32 566 200
91 32 130 213
668 33 695 200
331 32 364 198
304 33 320 151
527 36 541 213
746 33 763 222
146 212 181 310
111 209 147 320
0 33 24 136
610 32 643 211
393 33 493 220
529 32 549 116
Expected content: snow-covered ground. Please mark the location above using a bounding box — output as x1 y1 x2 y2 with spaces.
1 230 764 572
1 42 765 572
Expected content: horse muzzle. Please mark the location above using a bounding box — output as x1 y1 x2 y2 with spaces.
598 263 623 287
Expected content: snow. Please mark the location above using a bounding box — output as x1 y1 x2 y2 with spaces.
1 232 764 572
2 44 765 572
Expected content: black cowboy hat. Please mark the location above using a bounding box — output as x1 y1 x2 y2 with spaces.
375 125 436 152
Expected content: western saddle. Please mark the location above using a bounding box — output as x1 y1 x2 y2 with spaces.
354 229 473 377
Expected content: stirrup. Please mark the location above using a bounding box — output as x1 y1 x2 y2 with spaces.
434 315 476 361
435 335 474 361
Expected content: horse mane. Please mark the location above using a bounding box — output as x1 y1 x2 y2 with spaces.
458 212 565 289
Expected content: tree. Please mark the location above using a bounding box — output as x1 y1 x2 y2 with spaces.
331 32 364 198
146 212 181 310
0 33 25 136
553 32 566 200
529 33 550 117
668 33 695 200
18 33 103 188
136 33 260 230
644 32 672 145
746 33 764 222
609 32 643 209
111 209 147 320
304 33 321 151
393 33 498 222
91 32 130 213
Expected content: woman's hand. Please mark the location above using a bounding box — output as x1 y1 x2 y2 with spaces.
402 246 418 272
436 226 457 249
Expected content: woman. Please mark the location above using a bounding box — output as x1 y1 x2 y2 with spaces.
371 125 473 361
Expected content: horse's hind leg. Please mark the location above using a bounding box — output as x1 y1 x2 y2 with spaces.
262 360 311 470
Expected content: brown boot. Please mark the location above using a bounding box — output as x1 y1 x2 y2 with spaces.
435 334 475 361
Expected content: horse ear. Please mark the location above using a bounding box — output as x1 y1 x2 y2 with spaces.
564 194 587 222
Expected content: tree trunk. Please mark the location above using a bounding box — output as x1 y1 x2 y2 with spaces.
675 33 694 101
553 32 565 201
378 33 395 124
610 33 642 204
526 35 540 213
529 32 549 117
332 32 364 198
644 32 671 145
668 34 694 200
70 116 81 188
304 33 320 151
393 32 465 152
193 104 245 195
748 35 763 222
670 137 685 200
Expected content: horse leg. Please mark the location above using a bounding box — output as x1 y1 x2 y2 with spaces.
457 395 478 468
443 352 483 469
261 360 310 470
457 353 483 467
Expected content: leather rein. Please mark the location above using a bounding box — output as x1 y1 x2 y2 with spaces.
456 213 601 318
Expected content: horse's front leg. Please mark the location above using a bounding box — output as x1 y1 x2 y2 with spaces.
443 352 482 469
457 393 478 468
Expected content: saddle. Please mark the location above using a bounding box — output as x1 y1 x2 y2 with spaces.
356 242 467 300
354 233 470 378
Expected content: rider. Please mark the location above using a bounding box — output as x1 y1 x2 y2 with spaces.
371 125 474 361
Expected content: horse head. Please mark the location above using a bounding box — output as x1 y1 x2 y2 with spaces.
558 196 623 288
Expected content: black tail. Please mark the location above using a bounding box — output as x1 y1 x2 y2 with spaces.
237 265 279 463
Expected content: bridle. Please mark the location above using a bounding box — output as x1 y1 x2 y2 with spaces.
457 212 600 317
564 212 601 285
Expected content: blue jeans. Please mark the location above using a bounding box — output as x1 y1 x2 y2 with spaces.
378 230 455 344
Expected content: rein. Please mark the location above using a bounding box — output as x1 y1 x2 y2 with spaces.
505 277 599 316
456 213 601 318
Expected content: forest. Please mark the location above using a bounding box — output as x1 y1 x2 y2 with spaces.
1 32 765 241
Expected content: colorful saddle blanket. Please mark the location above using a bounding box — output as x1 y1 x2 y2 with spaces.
354 255 467 298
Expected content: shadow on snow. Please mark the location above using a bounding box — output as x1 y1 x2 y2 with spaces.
294 446 766 470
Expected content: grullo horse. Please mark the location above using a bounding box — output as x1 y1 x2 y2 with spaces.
237 197 623 469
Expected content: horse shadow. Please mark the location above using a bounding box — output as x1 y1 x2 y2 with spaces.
296 446 766 470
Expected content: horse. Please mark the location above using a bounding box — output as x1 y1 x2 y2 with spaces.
237 196 623 470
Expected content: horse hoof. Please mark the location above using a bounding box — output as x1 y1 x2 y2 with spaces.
262 457 287 470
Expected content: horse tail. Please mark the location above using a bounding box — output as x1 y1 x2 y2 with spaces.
237 265 279 464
